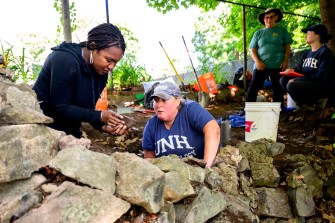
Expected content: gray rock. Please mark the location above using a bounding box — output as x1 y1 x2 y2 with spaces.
267 142 285 156
48 146 117 193
58 135 91 150
217 162 239 195
164 171 195 203
210 193 259 223
256 187 293 219
0 174 46 223
0 83 52 124
112 152 165 213
15 181 130 223
179 187 228 223
288 187 315 217
0 124 59 183
151 155 206 183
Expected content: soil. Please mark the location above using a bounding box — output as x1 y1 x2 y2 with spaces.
81 89 335 221
84 89 334 157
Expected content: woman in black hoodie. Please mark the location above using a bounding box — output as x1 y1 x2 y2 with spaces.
33 23 127 138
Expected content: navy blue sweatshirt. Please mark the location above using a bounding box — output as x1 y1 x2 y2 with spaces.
295 45 335 82
33 42 107 138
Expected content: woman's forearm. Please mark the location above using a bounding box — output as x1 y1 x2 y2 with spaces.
203 120 220 167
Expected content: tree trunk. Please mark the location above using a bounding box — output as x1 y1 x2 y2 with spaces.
319 0 335 53
62 0 72 42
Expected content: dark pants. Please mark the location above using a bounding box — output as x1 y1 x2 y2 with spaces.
280 76 330 105
246 68 284 103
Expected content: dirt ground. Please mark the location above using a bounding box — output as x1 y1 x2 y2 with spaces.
82 88 335 221
84 89 334 157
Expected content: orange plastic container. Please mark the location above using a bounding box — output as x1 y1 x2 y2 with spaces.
194 72 218 94
95 86 108 111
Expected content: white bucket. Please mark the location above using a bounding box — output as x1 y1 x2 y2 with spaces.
245 102 281 142
287 94 297 108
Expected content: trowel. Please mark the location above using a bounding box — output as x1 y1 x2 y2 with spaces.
117 107 135 115
116 107 137 126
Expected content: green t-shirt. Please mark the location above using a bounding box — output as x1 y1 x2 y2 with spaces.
250 26 293 69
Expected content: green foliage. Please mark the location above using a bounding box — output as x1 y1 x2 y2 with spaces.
0 40 42 85
0 0 77 84
108 26 153 89
111 55 152 89
193 4 240 67
146 0 321 74
198 62 230 84
146 0 219 13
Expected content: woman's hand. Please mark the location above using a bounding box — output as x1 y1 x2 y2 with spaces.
102 124 127 136
255 60 266 70
280 60 289 71
280 68 294 76
101 110 125 126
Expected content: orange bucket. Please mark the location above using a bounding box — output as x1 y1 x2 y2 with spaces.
194 72 218 94
95 86 108 110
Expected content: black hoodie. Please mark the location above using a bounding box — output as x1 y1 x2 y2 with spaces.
33 42 107 138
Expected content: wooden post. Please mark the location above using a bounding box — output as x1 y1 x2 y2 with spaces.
242 5 247 93
62 0 72 42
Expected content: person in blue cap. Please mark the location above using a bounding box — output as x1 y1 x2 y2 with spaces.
279 24 335 109
142 82 220 167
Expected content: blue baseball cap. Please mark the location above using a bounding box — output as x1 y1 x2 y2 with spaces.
149 82 182 101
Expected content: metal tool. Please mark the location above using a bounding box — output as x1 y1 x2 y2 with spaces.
181 36 202 92
117 107 134 114
121 114 137 123
181 36 209 107
159 41 186 91
116 107 137 123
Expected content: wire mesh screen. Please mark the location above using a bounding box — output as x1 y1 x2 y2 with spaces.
166 58 255 86
166 50 308 86
288 49 308 68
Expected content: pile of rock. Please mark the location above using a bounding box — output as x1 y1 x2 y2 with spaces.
1 70 333 223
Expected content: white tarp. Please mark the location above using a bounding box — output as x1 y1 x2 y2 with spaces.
142 77 176 93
